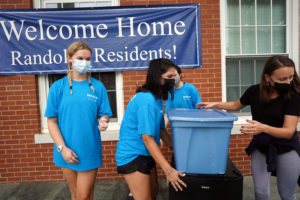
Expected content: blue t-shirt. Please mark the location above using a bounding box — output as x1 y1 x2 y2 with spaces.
44 76 112 171
115 92 164 166
165 82 202 115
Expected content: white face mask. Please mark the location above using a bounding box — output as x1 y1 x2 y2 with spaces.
174 76 181 86
73 59 92 74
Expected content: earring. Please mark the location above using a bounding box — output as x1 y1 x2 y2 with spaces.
266 82 270 86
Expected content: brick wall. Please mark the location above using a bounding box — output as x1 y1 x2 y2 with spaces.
0 75 61 183
0 0 32 9
0 0 252 184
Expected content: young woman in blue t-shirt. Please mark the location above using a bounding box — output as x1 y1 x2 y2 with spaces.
164 65 202 127
45 41 112 200
115 58 187 200
197 55 300 200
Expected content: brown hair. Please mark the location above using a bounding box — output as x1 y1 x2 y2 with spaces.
260 55 300 103
67 41 94 94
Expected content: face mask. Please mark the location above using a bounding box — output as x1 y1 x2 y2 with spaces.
73 59 92 74
273 82 291 94
174 76 181 87
163 78 175 88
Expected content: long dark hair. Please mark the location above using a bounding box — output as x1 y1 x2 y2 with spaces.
136 58 177 100
260 55 300 103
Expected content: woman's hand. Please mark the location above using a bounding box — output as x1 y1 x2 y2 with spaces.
61 146 79 164
165 168 187 192
240 120 267 135
98 116 110 131
196 102 219 109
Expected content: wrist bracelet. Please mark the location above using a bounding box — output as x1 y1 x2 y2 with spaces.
166 168 174 176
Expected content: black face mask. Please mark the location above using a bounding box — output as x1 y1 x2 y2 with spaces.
161 78 175 100
273 82 291 94
163 78 175 88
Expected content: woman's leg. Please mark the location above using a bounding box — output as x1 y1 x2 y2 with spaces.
76 168 98 200
124 171 152 200
150 166 159 200
276 150 300 200
251 150 271 200
61 167 78 200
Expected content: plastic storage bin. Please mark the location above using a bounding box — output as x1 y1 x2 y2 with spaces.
168 109 238 174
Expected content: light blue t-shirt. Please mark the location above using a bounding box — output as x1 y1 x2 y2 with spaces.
115 92 164 166
44 76 112 171
165 82 202 115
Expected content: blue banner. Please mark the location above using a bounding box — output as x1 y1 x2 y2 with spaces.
0 4 201 75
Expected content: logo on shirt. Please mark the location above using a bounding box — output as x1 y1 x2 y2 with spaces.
183 96 191 100
87 94 98 102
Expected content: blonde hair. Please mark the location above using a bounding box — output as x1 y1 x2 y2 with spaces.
67 41 95 94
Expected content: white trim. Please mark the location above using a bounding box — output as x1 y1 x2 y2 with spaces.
116 72 124 125
34 132 53 143
220 0 227 102
104 72 124 132
43 0 116 2
35 130 120 143
231 115 252 135
101 130 119 141
33 0 41 8
38 75 50 134
43 0 120 6
271 0 273 53
287 0 299 72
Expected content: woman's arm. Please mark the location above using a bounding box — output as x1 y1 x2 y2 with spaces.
196 99 244 111
47 117 65 147
142 134 186 191
47 117 78 164
164 113 169 128
241 115 299 139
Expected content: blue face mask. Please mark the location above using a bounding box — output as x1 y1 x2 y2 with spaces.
73 59 92 73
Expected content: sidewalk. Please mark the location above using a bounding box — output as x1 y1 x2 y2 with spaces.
0 176 299 200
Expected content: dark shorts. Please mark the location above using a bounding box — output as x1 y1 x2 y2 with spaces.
117 155 156 175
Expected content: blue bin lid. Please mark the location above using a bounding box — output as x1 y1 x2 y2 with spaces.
168 109 238 122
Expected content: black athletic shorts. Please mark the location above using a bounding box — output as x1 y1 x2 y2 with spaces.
117 155 156 175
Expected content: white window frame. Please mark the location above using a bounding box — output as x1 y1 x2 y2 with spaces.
220 0 299 134
33 0 120 8
34 0 123 143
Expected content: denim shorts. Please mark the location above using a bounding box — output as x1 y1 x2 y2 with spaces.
117 155 156 175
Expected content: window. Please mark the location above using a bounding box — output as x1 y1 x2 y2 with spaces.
226 57 266 113
42 1 115 8
48 72 118 122
221 0 298 132
223 0 298 112
34 0 122 143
